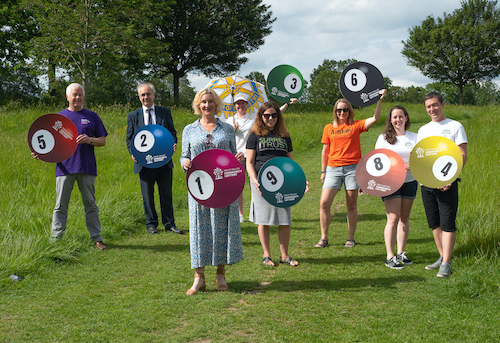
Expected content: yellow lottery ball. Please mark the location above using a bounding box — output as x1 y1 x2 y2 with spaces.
410 136 463 189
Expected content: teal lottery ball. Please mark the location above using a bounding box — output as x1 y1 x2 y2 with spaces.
258 157 306 208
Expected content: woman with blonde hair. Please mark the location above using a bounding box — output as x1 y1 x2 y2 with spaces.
181 88 244 295
316 89 386 248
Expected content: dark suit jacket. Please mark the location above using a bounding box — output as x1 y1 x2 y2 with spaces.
126 106 177 174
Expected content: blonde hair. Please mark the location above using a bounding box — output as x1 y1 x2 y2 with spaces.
332 98 354 127
192 88 223 115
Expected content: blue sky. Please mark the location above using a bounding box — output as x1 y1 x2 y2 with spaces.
188 0 478 92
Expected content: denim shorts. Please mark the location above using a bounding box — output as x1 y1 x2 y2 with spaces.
381 180 418 201
322 164 359 190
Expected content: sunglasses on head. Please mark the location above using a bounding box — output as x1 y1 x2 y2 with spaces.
263 112 278 119
336 108 349 114
205 134 212 145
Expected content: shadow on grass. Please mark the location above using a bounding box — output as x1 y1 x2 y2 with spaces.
230 275 427 293
108 243 189 252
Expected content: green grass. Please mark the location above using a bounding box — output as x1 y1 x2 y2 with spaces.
0 101 498 342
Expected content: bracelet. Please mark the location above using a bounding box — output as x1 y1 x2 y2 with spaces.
321 171 326 174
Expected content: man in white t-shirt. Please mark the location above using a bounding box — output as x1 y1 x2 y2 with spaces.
417 92 468 278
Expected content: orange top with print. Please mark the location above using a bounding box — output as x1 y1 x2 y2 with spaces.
321 119 366 167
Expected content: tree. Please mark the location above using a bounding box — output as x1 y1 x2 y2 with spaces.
145 0 275 103
0 1 40 102
152 75 197 106
402 0 500 104
21 0 173 98
245 71 272 100
307 59 357 105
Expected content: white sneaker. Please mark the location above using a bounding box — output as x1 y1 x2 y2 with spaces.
239 214 245 223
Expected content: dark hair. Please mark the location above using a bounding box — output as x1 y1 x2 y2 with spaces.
250 101 290 137
383 105 410 145
424 91 444 104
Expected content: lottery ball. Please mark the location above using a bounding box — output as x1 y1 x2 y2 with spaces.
186 149 245 208
410 136 463 189
267 64 304 103
356 149 406 197
339 61 385 108
28 113 78 163
131 125 175 168
258 157 306 208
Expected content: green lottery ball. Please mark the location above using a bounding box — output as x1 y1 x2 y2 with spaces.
258 157 306 208
266 65 304 103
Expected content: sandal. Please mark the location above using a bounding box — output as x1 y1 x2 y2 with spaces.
314 238 329 248
186 272 206 296
262 256 275 266
216 267 228 291
344 239 356 248
279 256 298 267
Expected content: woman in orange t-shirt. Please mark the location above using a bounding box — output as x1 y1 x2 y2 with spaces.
315 90 386 248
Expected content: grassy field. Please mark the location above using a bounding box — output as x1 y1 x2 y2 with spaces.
0 101 499 342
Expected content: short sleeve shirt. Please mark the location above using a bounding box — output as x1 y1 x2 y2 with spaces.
246 131 293 174
55 108 108 177
321 119 366 167
417 118 468 146
375 131 418 183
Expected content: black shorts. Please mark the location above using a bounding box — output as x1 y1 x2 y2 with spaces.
382 180 418 201
421 180 459 232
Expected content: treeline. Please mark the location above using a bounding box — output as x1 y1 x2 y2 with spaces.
0 0 274 106
302 59 500 106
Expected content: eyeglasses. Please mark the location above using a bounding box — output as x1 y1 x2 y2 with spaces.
263 112 278 119
205 134 212 146
336 108 349 114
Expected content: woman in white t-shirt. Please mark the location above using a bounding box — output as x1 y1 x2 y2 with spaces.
374 106 418 270
229 94 255 223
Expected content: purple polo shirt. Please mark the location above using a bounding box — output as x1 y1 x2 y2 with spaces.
55 108 108 177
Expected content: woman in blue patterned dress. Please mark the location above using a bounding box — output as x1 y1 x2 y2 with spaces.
181 88 245 295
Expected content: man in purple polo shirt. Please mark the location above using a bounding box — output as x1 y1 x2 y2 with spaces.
51 83 108 249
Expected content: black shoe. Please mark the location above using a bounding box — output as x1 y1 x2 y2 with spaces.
146 226 158 234
166 226 184 234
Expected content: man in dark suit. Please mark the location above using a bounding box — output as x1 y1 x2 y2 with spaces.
126 83 183 234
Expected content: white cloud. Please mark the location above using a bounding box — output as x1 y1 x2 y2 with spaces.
188 0 497 93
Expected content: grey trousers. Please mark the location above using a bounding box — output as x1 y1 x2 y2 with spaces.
51 173 103 242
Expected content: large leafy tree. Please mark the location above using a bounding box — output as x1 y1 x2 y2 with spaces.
402 0 500 104
0 1 40 101
21 0 174 99
306 59 357 105
145 0 275 103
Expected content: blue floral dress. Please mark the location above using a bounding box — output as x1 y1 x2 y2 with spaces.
180 119 244 269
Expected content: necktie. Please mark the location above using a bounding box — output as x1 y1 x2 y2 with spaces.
147 108 153 125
